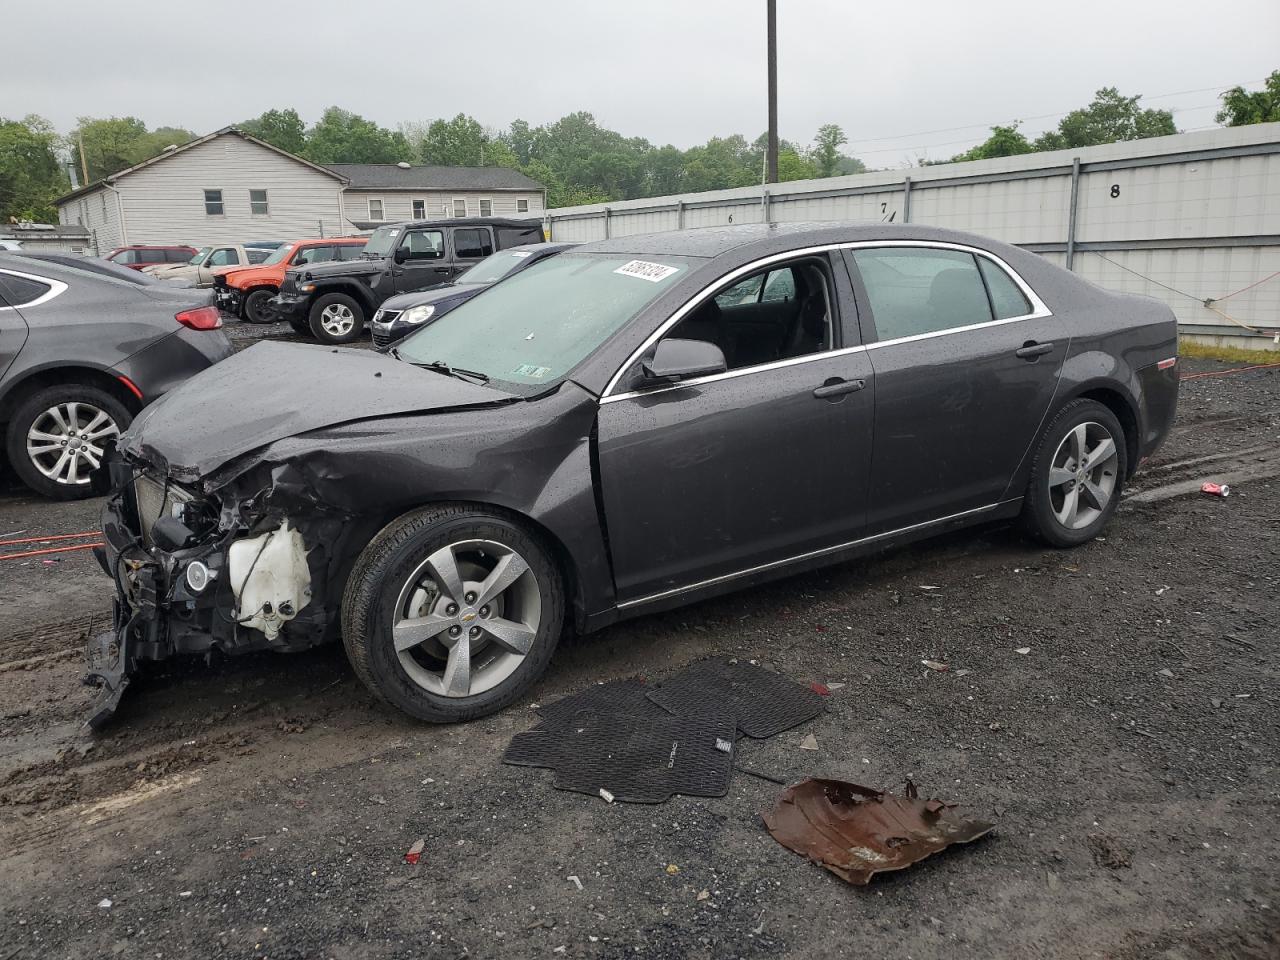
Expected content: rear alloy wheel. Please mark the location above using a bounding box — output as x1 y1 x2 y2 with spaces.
1021 399 1127 547
242 288 275 324
5 384 131 500
342 505 564 722
308 292 365 344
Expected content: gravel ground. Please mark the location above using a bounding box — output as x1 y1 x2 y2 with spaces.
0 352 1276 960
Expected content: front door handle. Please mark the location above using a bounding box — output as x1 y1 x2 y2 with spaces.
1015 341 1055 360
813 378 866 400
433 266 450 274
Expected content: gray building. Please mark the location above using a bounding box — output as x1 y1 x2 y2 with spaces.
0 223 92 253
55 128 545 251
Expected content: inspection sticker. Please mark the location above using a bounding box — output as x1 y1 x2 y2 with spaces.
614 259 680 283
512 363 551 379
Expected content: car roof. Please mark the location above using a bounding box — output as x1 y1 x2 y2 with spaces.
396 217 545 230
573 221 1029 260
506 241 580 253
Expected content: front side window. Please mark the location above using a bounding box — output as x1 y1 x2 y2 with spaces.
294 245 335 265
368 198 384 221
412 199 426 219
479 199 493 217
669 259 833 372
337 244 365 261
249 189 269 216
398 253 691 392
188 246 211 264
850 247 992 342
398 229 445 260
452 228 493 260
207 247 238 267
453 198 467 217
204 189 223 216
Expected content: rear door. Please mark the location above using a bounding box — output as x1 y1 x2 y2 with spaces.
842 243 1067 533
0 269 41 381
448 227 494 278
393 227 450 293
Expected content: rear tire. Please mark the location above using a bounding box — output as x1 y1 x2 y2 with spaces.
242 288 276 324
342 504 565 723
308 292 364 344
5 383 132 501
1021 399 1127 547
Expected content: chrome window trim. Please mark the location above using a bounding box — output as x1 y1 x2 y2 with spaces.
0 268 69 311
599 239 1052 401
616 501 1006 611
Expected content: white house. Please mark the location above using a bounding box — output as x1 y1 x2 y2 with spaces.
56 128 547 252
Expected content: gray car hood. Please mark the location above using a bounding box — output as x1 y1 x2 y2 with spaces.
121 341 517 482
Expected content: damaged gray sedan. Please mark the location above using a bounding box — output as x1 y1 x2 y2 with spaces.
91 223 1179 726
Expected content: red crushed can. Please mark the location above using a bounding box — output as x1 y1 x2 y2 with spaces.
1200 482 1231 498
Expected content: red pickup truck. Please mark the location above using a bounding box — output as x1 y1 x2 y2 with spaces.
213 237 366 322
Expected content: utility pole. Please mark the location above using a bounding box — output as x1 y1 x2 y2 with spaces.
78 131 90 185
766 0 778 184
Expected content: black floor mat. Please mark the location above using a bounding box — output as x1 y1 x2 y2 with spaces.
534 679 668 729
644 659 826 739
504 710 737 803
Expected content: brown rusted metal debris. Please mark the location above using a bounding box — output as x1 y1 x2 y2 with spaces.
762 778 994 885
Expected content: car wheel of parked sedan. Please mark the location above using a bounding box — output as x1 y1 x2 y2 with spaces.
5 384 131 500
342 504 565 722
1022 399 1127 548
242 288 275 324
308 293 365 344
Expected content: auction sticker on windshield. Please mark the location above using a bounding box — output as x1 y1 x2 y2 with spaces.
614 260 680 283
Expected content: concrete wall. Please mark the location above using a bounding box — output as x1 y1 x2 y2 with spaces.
545 123 1280 350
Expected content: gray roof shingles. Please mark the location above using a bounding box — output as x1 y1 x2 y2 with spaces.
326 163 543 192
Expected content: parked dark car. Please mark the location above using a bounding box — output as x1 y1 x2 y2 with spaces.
264 218 544 345
371 241 577 348
103 245 198 271
0 254 232 500
91 222 1178 728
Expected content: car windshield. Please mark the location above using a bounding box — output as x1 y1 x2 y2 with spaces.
262 244 293 266
455 249 540 285
362 226 398 258
188 246 210 265
396 253 691 393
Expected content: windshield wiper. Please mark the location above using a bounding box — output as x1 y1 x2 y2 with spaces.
409 357 491 385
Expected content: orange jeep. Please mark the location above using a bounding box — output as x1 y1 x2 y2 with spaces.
212 237 367 323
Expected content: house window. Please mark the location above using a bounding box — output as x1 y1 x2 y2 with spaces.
517 198 529 213
204 189 224 216
453 198 467 217
368 198 384 221
249 189 269 216
100 194 107 216
478 199 493 217
412 199 426 219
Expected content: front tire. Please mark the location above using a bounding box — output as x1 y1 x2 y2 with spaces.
1021 399 1127 547
242 288 276 324
308 292 364 344
342 504 565 723
5 384 131 500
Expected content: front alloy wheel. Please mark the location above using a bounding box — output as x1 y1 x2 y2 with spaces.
343 504 564 722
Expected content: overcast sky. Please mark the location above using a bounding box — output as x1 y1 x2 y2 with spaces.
5 0 1277 165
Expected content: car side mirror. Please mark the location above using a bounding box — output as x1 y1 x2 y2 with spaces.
641 338 727 384
393 247 409 264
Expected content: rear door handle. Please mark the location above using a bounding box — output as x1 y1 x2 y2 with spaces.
1015 341 1055 360
813 378 866 400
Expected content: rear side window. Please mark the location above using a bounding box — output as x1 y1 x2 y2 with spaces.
496 226 542 248
247 249 272 264
0 272 53 307
139 249 166 263
978 258 1033 319
850 248 992 342
453 228 493 259
166 249 191 262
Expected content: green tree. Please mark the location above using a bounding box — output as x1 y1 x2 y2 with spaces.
1034 87 1176 151
411 114 499 166
777 148 818 181
1216 71 1280 125
681 135 757 192
833 155 867 176
68 117 196 181
241 108 307 155
810 123 848 177
501 119 537 166
952 123 1034 162
0 115 69 222
301 107 411 164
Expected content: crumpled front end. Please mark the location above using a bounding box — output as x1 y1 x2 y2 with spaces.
86 446 353 728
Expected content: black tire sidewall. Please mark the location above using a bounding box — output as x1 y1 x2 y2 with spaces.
308 292 364 344
243 288 274 324
345 511 564 722
1024 399 1128 547
5 383 132 500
